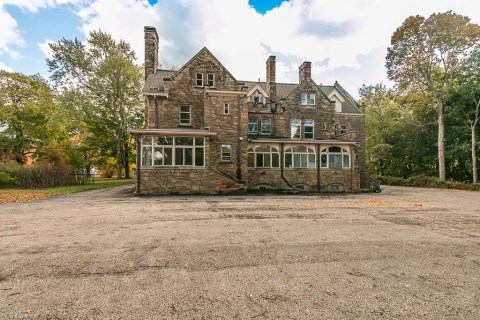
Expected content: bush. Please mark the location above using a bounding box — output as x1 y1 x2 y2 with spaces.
376 174 480 191
0 171 19 188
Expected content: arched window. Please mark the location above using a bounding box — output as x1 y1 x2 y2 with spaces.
248 145 280 168
320 146 350 169
285 146 316 168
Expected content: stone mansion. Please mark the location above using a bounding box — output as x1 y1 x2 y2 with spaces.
128 26 368 194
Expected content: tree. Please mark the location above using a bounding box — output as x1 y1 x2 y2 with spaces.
386 11 480 180
47 30 143 179
0 71 66 164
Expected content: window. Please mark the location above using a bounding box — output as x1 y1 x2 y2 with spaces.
247 145 280 168
304 119 314 139
223 103 230 114
340 125 348 134
322 122 327 130
291 119 301 139
248 118 258 133
285 146 316 169
221 144 231 161
320 146 350 169
300 93 315 106
207 73 214 87
261 118 271 134
141 136 204 167
179 105 191 125
253 96 260 103
196 73 203 87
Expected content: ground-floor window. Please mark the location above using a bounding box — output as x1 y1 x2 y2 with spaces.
320 146 350 169
248 145 280 168
141 136 204 167
221 144 232 161
285 145 315 168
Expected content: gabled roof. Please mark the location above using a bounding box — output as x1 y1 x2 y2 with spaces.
320 82 362 113
246 83 269 97
170 47 238 83
241 81 297 100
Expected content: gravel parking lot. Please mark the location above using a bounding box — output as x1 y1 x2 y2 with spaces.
1 186 479 319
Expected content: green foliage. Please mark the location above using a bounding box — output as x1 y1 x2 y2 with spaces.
47 30 143 179
0 171 19 188
377 175 480 191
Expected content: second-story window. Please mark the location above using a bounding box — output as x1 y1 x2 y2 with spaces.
304 119 314 139
179 105 191 125
340 125 348 134
300 93 315 106
223 103 230 114
207 73 214 87
261 119 271 134
291 119 301 139
248 118 258 133
196 73 203 87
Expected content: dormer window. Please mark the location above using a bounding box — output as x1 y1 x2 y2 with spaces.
300 93 315 106
196 73 203 87
253 96 260 104
207 73 214 87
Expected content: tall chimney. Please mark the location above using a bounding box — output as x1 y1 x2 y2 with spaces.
144 26 158 80
299 61 311 83
266 56 276 102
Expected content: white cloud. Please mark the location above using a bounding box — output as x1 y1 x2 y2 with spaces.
0 6 24 55
0 61 13 72
38 39 55 58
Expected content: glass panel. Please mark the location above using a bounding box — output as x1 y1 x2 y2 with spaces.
185 148 193 165
248 118 258 133
164 148 173 165
195 137 204 146
180 105 190 113
293 146 307 153
195 147 204 166
156 136 173 145
321 154 327 167
221 145 231 161
308 154 316 168
308 94 315 105
142 136 152 145
264 154 271 167
294 154 301 168
329 146 342 153
255 145 270 152
304 127 313 139
343 154 350 168
256 154 264 167
261 119 271 134
285 154 292 168
304 119 314 125
300 154 307 168
272 153 279 167
141 146 152 167
175 148 184 165
153 147 164 166
175 137 194 145
300 93 307 105
248 153 254 167
329 154 342 168
207 73 214 86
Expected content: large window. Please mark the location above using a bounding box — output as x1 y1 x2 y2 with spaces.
291 119 301 139
179 105 191 125
249 118 271 134
285 146 316 169
300 93 315 106
248 145 280 168
320 146 350 169
141 136 204 167
304 119 314 139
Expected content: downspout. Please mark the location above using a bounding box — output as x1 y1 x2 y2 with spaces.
350 146 354 192
317 144 321 193
280 143 292 188
135 135 141 194
154 97 159 128
236 94 242 181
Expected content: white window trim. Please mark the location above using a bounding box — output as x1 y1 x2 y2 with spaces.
247 145 280 168
304 119 314 139
196 73 203 87
141 136 205 168
223 103 230 115
300 93 307 106
260 118 272 134
284 145 316 169
179 105 191 125
340 125 348 134
207 73 215 87
320 146 350 169
291 119 301 139
221 144 232 162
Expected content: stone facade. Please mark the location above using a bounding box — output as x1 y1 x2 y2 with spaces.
129 26 368 194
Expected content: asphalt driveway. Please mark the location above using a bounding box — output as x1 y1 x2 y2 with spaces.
1 186 479 319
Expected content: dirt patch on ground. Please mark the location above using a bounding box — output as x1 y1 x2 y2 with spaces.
1 185 479 319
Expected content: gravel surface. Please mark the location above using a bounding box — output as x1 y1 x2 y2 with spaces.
1 185 479 319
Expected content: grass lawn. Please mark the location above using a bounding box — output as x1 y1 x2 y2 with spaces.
0 178 135 204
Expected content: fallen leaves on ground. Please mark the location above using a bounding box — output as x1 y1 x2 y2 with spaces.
0 190 53 204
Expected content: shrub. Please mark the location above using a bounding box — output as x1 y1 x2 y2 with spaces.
376 175 480 191
0 171 19 188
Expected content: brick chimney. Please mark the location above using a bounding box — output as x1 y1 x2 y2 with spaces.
266 56 276 102
144 26 158 80
299 61 311 83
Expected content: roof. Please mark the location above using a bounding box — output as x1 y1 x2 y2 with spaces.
241 81 297 100
320 83 361 114
143 69 176 94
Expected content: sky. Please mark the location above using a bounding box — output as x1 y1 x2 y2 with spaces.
1 0 479 99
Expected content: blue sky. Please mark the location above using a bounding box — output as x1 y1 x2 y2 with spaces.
1 0 479 98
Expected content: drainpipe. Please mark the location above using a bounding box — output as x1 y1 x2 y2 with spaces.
236 95 242 181
280 143 292 188
317 144 321 193
135 135 141 193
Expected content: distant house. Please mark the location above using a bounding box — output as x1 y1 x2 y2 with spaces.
128 26 368 194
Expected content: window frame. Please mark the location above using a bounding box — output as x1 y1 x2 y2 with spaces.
196 73 203 87
207 73 215 87
284 145 316 169
260 118 272 134
141 136 205 168
304 119 314 139
248 118 258 134
340 125 348 134
320 146 350 169
221 144 232 162
223 103 230 115
179 105 191 125
247 145 280 168
291 119 301 139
